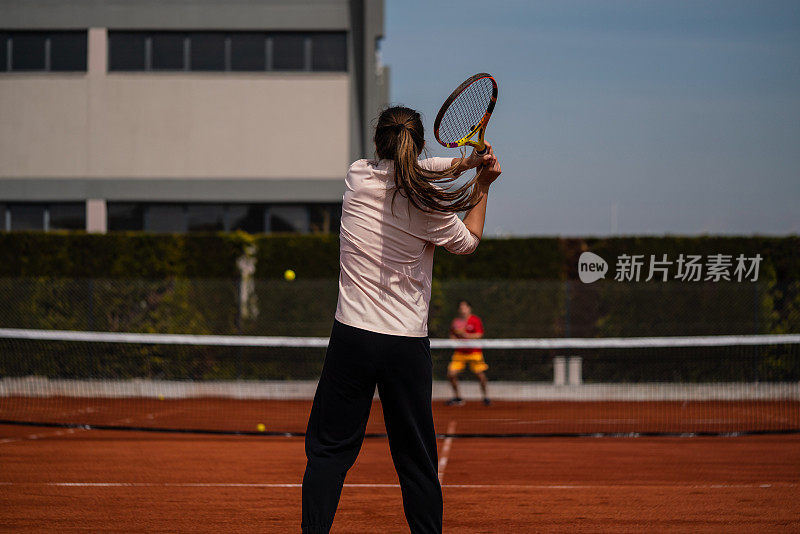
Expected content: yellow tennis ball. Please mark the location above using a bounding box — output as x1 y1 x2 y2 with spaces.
157 395 165 401
284 269 296 281
256 423 266 432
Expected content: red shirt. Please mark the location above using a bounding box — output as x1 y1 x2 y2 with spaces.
450 315 484 352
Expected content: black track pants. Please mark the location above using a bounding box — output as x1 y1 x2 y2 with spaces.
301 320 442 534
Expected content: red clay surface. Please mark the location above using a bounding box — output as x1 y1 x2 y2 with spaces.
3 397 798 435
1 424 798 532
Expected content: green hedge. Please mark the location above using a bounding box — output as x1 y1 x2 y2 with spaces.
0 232 797 339
433 238 563 279
0 232 247 335
0 232 798 381
254 234 340 278
546 236 799 338
1 232 797 282
0 232 246 278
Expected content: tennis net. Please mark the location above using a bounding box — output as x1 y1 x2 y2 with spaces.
1 328 798 437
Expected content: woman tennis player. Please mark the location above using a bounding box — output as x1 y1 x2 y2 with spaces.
301 106 501 534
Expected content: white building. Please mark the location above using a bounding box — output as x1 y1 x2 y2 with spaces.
0 0 388 233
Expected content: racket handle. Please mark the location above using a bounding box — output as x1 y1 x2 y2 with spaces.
476 145 488 155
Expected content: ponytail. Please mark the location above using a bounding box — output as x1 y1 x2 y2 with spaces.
374 106 481 213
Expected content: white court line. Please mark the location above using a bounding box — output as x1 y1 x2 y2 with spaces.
437 420 457 484
0 482 795 489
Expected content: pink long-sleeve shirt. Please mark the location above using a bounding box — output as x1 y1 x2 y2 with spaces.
334 157 480 337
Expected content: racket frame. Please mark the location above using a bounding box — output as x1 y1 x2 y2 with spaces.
434 73 498 154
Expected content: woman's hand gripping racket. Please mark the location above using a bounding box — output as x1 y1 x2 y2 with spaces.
434 73 498 155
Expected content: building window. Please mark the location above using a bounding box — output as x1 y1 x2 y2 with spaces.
190 32 226 71
230 33 265 71
10 204 45 230
272 33 307 71
10 33 46 70
107 203 145 231
186 204 225 231
0 202 341 233
0 31 87 72
225 204 265 233
309 204 342 233
50 32 88 71
144 204 187 232
268 205 309 233
312 33 347 72
48 203 85 230
0 37 6 72
107 31 347 73
108 32 146 70
151 33 187 71
106 202 341 234
1 203 85 231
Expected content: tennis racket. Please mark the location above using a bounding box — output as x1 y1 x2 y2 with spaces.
434 73 498 155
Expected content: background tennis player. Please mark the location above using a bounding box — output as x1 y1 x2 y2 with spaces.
447 299 490 406
301 106 501 534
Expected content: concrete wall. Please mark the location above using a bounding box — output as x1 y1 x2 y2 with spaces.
0 74 350 179
0 0 350 30
0 30 349 180
0 0 387 207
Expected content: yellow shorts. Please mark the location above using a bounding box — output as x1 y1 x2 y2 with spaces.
448 350 488 374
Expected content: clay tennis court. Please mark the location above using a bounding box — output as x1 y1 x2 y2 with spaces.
3 397 799 436
2 399 799 532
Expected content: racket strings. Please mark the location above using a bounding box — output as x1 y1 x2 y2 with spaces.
438 77 494 143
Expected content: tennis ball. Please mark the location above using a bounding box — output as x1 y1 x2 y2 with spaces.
256 423 266 432
157 395 165 401
284 269 296 281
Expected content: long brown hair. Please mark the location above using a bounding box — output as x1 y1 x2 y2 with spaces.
374 106 480 213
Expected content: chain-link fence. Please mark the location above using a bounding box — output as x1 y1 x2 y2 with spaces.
1 277 797 338
2 276 798 385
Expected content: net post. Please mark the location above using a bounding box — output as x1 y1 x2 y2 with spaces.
568 356 583 385
553 356 566 386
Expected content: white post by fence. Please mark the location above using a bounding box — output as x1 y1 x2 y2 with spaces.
568 356 583 385
553 356 566 386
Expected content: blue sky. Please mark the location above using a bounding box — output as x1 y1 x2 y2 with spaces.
382 0 800 236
